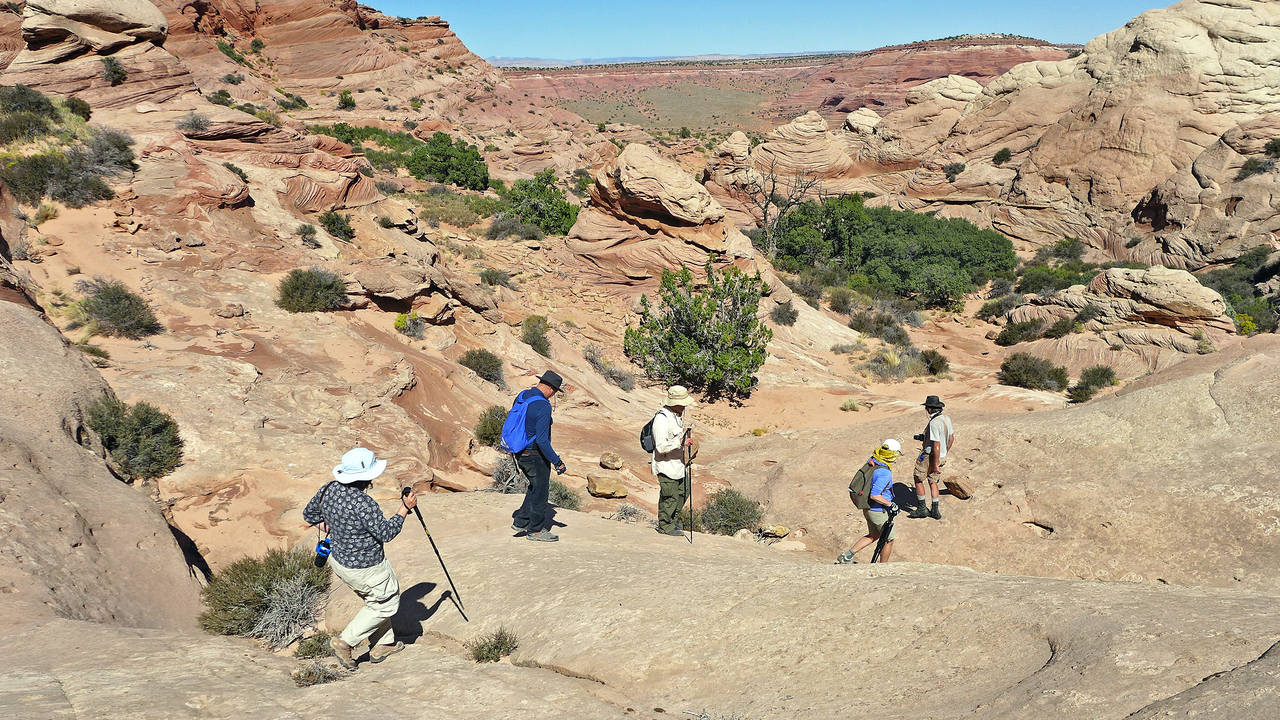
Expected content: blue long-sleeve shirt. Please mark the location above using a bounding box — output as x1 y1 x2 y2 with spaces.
303 482 404 568
517 388 561 466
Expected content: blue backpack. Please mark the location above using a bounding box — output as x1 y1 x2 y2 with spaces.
499 392 549 454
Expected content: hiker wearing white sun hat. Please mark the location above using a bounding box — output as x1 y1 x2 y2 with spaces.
303 447 417 670
649 385 697 536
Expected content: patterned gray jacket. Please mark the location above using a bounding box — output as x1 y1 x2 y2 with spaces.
303 482 404 569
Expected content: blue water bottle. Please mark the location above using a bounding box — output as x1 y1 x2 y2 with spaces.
313 537 332 568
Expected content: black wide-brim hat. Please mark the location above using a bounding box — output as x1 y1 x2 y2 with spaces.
538 370 564 393
923 395 944 409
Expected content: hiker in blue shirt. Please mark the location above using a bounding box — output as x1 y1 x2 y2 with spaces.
840 439 902 563
507 371 567 542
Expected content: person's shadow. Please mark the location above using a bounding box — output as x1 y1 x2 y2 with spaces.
392 581 464 641
892 481 918 508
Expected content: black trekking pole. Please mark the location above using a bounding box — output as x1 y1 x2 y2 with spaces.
402 487 468 621
683 430 693 544
870 507 899 564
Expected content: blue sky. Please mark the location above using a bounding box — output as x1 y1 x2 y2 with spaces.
372 1 1164 59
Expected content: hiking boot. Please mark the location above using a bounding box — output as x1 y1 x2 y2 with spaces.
511 522 528 533
526 530 559 542
835 550 857 564
369 641 406 664
907 505 931 519
930 504 942 520
330 636 357 671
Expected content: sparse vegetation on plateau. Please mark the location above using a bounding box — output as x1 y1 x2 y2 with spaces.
199 549 330 649
101 57 127 86
292 661 343 687
993 147 1012 165
318 210 355 242
394 311 425 338
521 315 552 357
770 300 798 326
550 478 582 510
475 405 506 446
69 278 162 339
459 348 504 386
692 488 764 535
998 353 1069 391
494 169 578 235
176 112 209 133
276 268 346 313
294 632 331 659
86 396 184 480
1068 365 1118 403
467 627 518 663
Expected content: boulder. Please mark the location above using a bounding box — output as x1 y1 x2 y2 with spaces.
760 524 790 538
586 473 627 498
599 451 624 470
750 110 855 179
20 0 168 60
944 478 975 501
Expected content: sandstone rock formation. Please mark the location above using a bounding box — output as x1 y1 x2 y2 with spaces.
750 110 855 180
1006 266 1236 356
568 143 753 280
0 301 202 633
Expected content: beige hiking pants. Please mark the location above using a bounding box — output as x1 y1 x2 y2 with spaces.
330 556 400 647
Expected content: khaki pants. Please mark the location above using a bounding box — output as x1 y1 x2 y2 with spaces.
330 556 400 647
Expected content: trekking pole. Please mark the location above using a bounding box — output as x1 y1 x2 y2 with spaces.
401 487 469 621
870 507 899 564
683 429 693 545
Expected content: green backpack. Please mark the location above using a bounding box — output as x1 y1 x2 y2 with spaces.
848 460 877 510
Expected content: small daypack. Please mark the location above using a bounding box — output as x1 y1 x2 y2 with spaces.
639 411 660 453
848 460 878 510
499 392 549 454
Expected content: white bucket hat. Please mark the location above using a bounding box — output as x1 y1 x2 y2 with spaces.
665 385 695 406
332 447 387 484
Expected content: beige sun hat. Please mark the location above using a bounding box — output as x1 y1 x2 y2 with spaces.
665 385 695 406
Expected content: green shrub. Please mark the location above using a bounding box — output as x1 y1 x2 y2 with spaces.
459 348 504 386
479 268 516 289
696 488 764 535
840 398 860 412
486 216 544 241
295 631 331 659
771 194 1015 306
467 627 518 663
943 162 965 182
176 112 210 133
318 210 355 241
920 348 949 375
1068 366 1117 404
977 294 1025 320
497 169 578 234
250 38 265 53
475 405 506 446
71 278 162 338
831 342 864 354
375 180 401 195
1016 264 1097 295
394 311 425 338
998 353 1069 391
1236 313 1257 335
993 147 1012 166
0 84 57 116
860 346 927 382
276 268 346 313
199 549 330 649
1266 139 1280 159
101 57 127 86
87 396 184 480
624 263 772 400
222 73 245 85
216 40 247 65
571 167 593 197
292 661 343 687
0 127 133 207
1042 317 1077 339
1033 238 1086 264
549 478 581 510
207 89 233 106
521 315 552 357
1236 157 1274 181
876 322 912 347
827 287 854 314
405 132 489 190
0 111 51 143
770 300 799 326
376 215 395 228
995 319 1044 346
222 162 248 182
337 90 355 110
296 223 318 247
583 344 636 391
1074 305 1104 325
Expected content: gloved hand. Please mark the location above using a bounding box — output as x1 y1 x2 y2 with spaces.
555 462 567 475
889 502 900 514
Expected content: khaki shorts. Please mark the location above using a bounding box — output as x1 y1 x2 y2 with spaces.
864 509 896 541
913 453 947 484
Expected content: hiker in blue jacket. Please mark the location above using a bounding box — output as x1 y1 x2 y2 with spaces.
507 371 567 542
